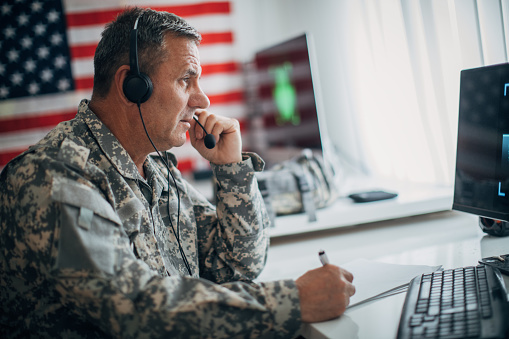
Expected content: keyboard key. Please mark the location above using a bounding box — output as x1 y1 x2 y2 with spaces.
440 313 453 324
428 305 440 316
481 306 492 318
409 314 424 327
419 281 431 299
465 303 478 311
441 306 465 314
423 315 435 322
411 325 425 337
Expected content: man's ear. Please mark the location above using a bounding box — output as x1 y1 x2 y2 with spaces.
114 65 136 106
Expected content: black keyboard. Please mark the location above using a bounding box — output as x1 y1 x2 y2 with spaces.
397 265 509 339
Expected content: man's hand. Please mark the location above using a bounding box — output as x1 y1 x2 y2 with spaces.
189 110 243 165
296 264 355 323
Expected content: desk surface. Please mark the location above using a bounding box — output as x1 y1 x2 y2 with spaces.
188 174 454 238
270 178 453 238
257 210 509 339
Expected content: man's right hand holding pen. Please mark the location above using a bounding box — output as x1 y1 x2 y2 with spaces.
295 250 356 323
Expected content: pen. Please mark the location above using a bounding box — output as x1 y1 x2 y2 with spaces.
492 255 505 262
319 250 329 266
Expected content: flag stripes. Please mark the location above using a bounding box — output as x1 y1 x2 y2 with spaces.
0 90 244 134
65 2 231 27
69 32 233 60
0 0 246 171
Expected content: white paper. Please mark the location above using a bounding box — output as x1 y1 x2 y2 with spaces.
341 258 441 308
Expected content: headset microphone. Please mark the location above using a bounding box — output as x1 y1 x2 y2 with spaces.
193 116 216 149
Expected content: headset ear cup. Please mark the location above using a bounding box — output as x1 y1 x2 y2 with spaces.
138 73 153 103
123 73 153 104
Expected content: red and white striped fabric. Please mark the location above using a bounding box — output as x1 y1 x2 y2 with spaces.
0 0 246 173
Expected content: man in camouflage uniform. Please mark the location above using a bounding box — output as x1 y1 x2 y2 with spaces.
0 7 355 338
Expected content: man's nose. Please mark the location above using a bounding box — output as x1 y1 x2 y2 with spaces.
190 86 210 109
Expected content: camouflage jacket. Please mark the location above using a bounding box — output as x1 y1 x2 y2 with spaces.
0 100 301 338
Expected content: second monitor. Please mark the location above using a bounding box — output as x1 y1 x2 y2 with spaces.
244 33 328 168
453 63 509 223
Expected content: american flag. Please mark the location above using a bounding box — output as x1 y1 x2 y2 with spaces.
0 0 246 172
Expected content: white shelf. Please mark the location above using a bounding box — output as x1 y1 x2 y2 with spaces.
269 178 454 238
187 173 454 238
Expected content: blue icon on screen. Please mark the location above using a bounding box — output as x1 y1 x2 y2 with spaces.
499 182 506 197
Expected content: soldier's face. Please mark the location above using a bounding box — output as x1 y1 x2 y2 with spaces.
142 34 210 150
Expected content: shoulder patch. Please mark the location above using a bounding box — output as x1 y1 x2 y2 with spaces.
57 138 90 171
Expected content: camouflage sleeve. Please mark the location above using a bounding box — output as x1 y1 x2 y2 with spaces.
190 152 272 283
57 256 302 338
0 154 301 338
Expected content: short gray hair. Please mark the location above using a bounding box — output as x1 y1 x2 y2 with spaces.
92 7 201 98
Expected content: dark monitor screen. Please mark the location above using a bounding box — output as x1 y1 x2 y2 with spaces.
245 34 323 165
453 63 509 221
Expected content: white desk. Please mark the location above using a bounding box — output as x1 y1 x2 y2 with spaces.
189 173 454 238
270 179 452 237
257 210 509 339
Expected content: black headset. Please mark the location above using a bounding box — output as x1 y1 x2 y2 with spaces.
123 13 193 276
123 15 153 104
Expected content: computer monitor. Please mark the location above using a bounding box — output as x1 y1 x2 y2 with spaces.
244 33 329 167
453 63 509 222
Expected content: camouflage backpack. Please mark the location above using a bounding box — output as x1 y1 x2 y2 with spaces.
256 149 339 225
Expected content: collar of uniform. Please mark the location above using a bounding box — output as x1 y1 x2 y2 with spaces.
79 99 141 180
143 155 169 194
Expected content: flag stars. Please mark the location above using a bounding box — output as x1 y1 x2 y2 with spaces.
34 23 46 36
57 78 70 91
40 68 53 82
24 59 36 73
0 86 9 99
1 4 11 15
11 72 23 86
28 82 40 95
47 10 60 23
7 49 19 62
20 36 33 49
0 0 74 99
31 1 43 13
4 26 15 39
37 46 49 59
54 55 66 69
50 33 63 46
18 13 29 26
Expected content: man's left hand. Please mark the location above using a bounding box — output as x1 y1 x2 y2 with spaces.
189 110 243 165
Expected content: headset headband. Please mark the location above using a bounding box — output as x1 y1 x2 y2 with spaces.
129 15 142 76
